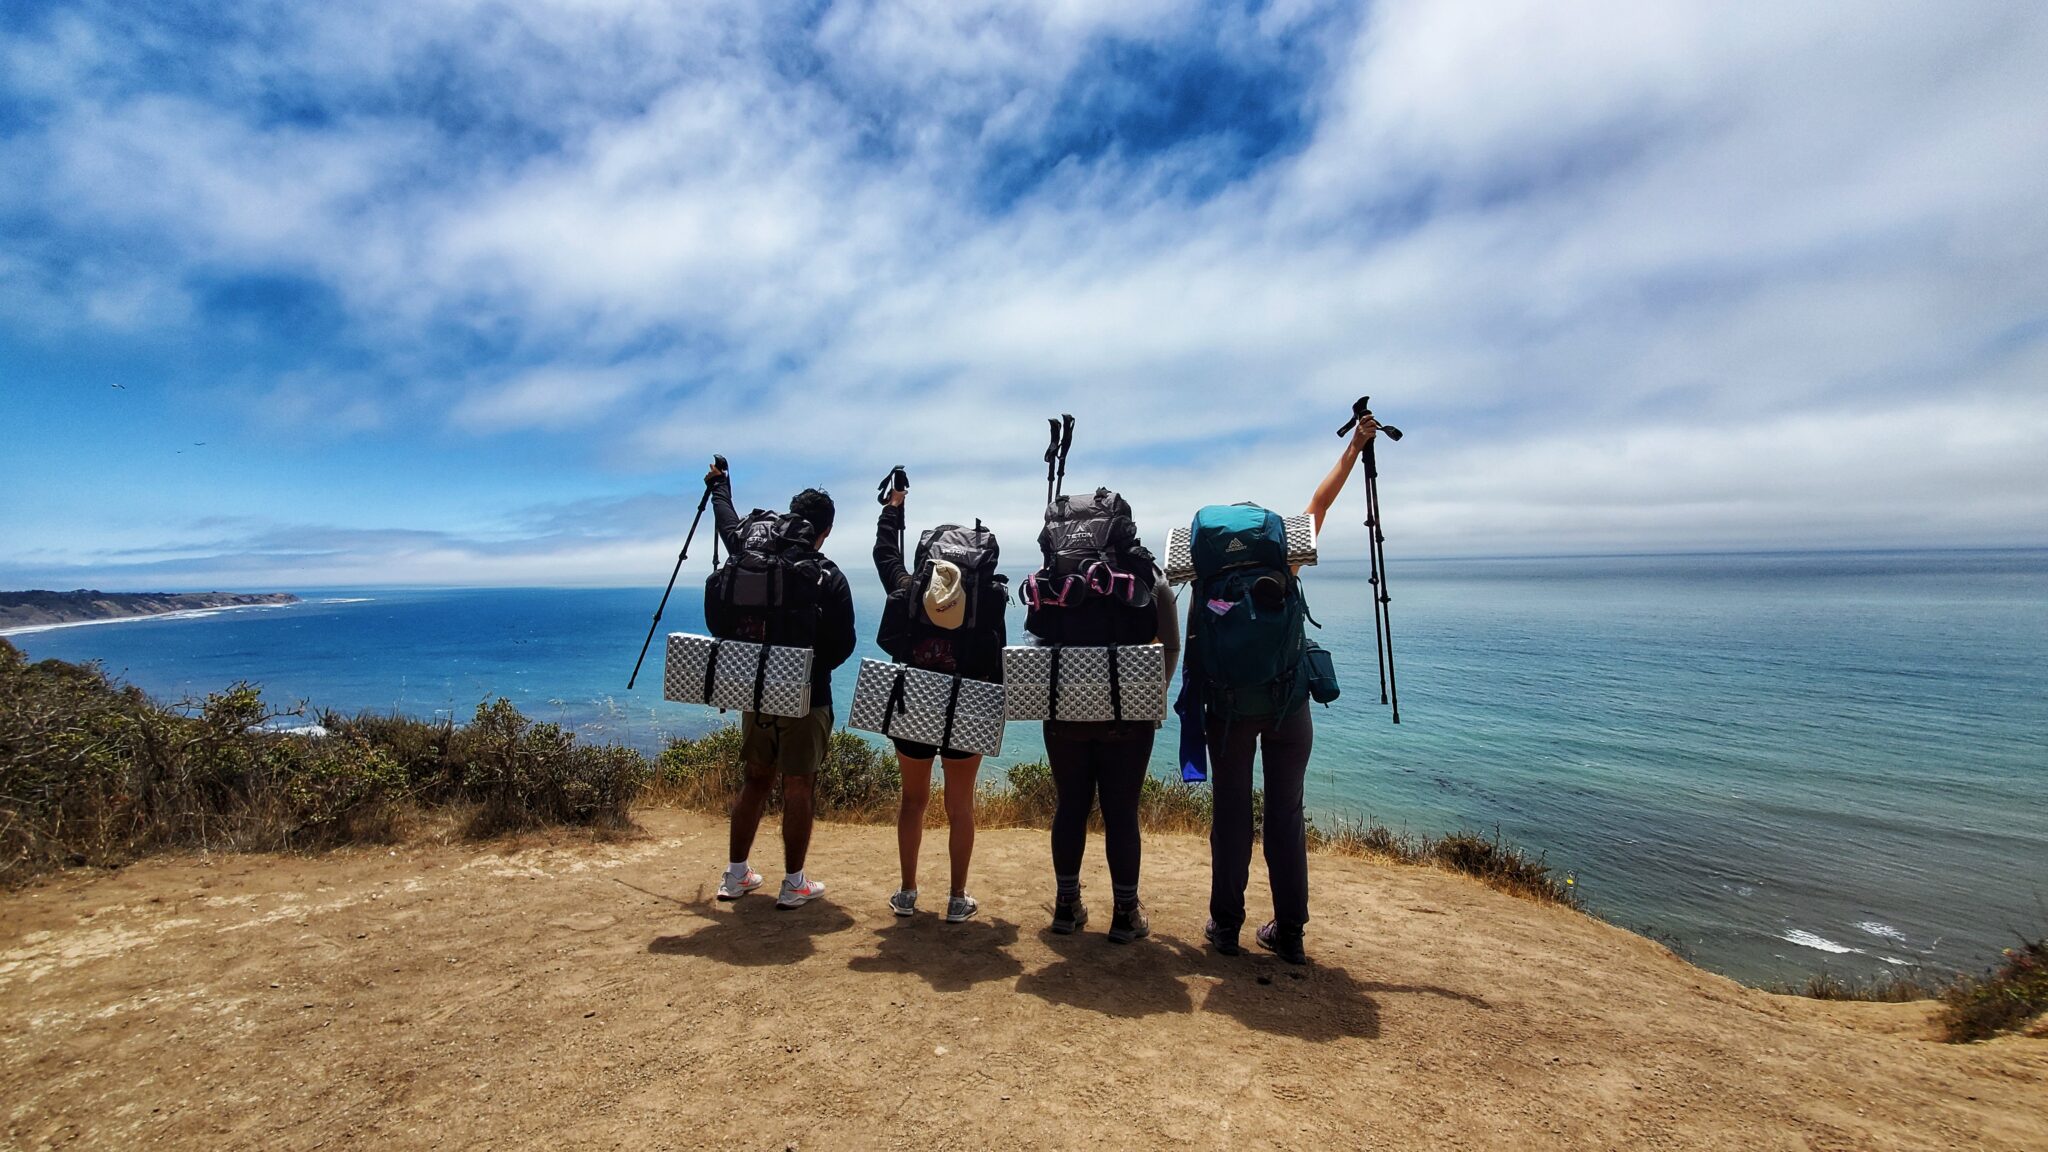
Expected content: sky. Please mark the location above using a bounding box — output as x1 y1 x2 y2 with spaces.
3 0 2046 589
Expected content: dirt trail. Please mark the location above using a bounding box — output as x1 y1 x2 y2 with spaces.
2 810 2042 1150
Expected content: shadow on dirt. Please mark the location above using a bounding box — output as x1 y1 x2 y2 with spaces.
846 916 1026 991
649 890 857 967
1012 925 1200 1018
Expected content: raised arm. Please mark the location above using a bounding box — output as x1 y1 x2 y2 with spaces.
1304 415 1379 534
873 489 913 593
707 461 743 553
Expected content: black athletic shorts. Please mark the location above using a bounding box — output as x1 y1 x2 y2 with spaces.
890 737 977 762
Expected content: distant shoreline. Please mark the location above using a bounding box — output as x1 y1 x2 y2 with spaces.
0 591 300 637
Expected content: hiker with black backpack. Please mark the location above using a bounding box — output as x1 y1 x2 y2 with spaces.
1023 484 1180 944
872 483 1008 923
704 460 857 910
1188 413 1378 965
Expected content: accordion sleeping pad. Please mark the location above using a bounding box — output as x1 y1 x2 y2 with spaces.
663 632 815 719
1001 643 1168 723
847 658 1007 758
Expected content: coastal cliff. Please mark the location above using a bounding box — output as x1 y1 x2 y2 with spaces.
0 589 298 631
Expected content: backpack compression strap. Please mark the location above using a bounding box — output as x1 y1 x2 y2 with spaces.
1047 646 1064 722
1107 643 1124 722
881 667 908 736
702 639 723 708
940 675 963 752
751 643 771 713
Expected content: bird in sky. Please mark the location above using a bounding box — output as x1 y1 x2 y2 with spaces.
109 383 125 390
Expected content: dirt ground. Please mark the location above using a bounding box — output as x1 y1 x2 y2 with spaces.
2 809 2043 1151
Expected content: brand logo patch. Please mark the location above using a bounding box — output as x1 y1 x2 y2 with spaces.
1225 539 1247 552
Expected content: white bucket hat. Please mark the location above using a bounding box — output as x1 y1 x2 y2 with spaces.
923 559 966 630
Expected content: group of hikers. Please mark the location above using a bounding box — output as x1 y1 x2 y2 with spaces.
698 413 1381 966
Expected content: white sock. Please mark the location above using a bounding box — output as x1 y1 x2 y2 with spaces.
727 861 751 878
785 869 807 889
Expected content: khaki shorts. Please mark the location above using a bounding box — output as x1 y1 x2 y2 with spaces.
739 706 833 779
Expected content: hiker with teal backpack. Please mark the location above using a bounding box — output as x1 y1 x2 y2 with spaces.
871 471 1008 923
1181 413 1378 964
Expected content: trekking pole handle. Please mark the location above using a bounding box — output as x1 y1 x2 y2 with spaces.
1338 396 1403 441
876 464 909 504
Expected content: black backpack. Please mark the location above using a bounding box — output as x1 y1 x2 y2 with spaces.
1023 488 1158 646
704 511 827 647
879 521 1008 677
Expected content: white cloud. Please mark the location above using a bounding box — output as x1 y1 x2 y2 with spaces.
5 0 2047 584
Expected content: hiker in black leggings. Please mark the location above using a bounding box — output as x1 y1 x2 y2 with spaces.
1040 580 1179 943
1207 413 1378 965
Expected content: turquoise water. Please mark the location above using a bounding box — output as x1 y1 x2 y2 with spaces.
9 550 2045 986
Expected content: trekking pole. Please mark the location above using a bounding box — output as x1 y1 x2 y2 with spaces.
1339 398 1404 722
876 464 909 556
1044 419 1061 505
627 454 726 691
1055 414 1075 500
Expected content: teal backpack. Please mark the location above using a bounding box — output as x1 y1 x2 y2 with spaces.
1186 504 1313 720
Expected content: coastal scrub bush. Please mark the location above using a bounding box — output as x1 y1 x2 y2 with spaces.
458 699 647 836
1313 817 1579 908
1941 938 2048 1042
0 644 654 884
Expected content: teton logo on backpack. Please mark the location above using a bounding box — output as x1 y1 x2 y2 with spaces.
703 510 827 648
1185 503 1315 721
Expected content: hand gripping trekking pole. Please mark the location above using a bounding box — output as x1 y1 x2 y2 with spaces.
1340 398 1404 722
876 465 909 557
627 454 727 691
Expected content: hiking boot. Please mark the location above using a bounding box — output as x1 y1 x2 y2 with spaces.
1255 920 1307 965
717 867 763 901
1050 898 1088 935
776 876 828 909
1108 902 1151 944
945 894 980 923
1204 918 1242 956
889 889 918 917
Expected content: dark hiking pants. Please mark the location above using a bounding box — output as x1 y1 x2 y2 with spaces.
1208 702 1313 933
1045 721 1155 895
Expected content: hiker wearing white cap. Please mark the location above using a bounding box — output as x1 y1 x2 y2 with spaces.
873 485 1009 922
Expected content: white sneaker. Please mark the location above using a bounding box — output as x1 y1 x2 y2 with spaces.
717 868 763 901
777 876 828 909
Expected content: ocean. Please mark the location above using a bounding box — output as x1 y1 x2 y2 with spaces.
8 550 2045 987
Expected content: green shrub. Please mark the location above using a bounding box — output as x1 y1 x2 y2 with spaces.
458 699 647 836
1941 939 2048 1042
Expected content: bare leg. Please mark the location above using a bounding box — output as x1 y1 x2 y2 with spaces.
942 756 981 897
780 773 815 875
896 754 934 891
728 760 776 865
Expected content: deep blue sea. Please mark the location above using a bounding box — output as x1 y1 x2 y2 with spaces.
9 550 2046 987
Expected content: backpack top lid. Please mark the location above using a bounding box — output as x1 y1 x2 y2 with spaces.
1040 487 1137 565
916 521 999 574
1190 503 1287 579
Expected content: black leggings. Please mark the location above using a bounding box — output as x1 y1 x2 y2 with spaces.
1209 703 1313 932
1045 722 1155 892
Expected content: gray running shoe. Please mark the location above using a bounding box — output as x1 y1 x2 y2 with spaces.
945 894 980 923
889 889 918 917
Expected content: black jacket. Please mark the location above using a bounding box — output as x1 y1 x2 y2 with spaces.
711 475 857 710
873 503 1006 682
